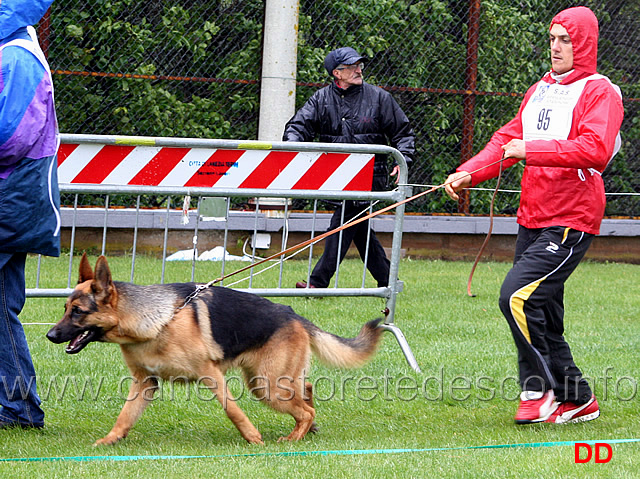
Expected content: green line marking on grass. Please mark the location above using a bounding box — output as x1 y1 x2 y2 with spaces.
2 438 639 463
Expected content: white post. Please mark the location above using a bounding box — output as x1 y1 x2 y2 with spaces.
258 0 299 141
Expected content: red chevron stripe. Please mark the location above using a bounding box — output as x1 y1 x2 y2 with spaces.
184 149 246 187
70 145 135 184
56 143 79 166
128 147 190 185
291 153 349 189
343 157 375 191
238 151 297 188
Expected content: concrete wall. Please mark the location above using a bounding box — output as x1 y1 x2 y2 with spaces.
60 208 640 264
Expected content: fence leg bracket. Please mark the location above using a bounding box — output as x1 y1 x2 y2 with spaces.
379 323 421 373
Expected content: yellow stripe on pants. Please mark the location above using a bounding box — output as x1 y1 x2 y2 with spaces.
510 278 545 344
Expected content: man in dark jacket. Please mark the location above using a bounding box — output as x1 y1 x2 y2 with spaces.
283 47 415 289
0 0 60 429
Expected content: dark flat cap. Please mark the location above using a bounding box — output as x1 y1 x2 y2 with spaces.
324 47 366 76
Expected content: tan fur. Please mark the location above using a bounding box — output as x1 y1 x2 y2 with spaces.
47 254 382 446
310 322 380 368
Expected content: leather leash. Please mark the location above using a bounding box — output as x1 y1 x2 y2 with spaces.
466 152 505 297
177 156 511 309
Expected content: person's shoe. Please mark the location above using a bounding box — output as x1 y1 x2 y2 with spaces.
546 394 599 424
295 281 316 289
514 390 558 424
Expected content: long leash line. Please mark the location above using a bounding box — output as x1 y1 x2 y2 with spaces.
223 200 383 288
2 438 638 462
466 152 505 297
178 156 511 309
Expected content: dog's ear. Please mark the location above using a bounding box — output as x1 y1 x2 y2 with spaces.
91 256 114 301
78 252 94 283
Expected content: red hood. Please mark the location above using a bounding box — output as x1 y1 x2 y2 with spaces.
550 6 599 79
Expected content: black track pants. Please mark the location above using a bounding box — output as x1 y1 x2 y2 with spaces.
499 225 594 404
309 200 390 288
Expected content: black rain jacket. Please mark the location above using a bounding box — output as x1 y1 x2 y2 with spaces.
283 81 415 191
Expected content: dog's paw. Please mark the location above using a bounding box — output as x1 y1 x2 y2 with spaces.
277 432 307 442
93 433 122 446
244 432 264 445
277 435 297 443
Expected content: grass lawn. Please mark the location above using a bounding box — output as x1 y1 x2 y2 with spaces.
2 255 639 477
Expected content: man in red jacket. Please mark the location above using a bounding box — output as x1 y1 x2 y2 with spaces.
445 7 624 424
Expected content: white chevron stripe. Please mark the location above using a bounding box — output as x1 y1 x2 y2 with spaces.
319 154 372 190
158 148 219 186
211 150 270 188
267 152 322 189
101 146 163 185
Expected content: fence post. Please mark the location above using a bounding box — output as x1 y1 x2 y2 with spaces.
258 0 300 141
458 0 482 214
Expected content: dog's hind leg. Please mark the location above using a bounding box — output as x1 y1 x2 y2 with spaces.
247 369 316 442
305 381 319 433
274 375 316 442
94 374 158 446
246 323 316 442
200 363 264 445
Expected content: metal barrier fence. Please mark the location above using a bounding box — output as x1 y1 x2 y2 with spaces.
27 134 421 371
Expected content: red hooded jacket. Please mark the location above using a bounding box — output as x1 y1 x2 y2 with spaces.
458 7 624 235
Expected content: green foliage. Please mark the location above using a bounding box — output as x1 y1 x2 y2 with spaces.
50 1 261 139
46 0 638 215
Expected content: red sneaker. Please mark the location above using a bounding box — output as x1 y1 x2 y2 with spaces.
546 394 599 424
514 390 558 424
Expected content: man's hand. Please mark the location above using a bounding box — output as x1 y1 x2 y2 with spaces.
444 171 472 201
390 165 400 184
502 139 526 159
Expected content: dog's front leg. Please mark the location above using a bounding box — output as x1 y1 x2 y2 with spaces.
201 364 264 445
94 374 158 446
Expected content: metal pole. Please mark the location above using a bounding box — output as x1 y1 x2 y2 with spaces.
66 195 78 288
130 195 140 282
101 195 109 256
258 0 300 141
459 0 482 214
161 197 171 284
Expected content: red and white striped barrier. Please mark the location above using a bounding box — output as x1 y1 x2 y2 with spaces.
57 143 375 191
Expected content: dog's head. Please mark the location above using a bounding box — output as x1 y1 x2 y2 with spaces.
46 253 119 354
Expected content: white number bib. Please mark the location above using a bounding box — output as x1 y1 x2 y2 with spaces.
521 74 622 174
521 75 604 141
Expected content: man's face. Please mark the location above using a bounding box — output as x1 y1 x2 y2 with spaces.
549 23 574 74
333 62 364 89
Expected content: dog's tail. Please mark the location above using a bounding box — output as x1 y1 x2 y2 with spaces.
306 318 383 369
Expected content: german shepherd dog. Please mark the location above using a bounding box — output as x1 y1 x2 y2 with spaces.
46 254 382 445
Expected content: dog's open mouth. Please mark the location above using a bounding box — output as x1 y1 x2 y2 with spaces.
66 329 99 354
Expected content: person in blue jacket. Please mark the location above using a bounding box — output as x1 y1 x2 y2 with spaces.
0 0 60 429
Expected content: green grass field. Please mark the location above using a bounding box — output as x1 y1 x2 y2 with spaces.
2 255 639 477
